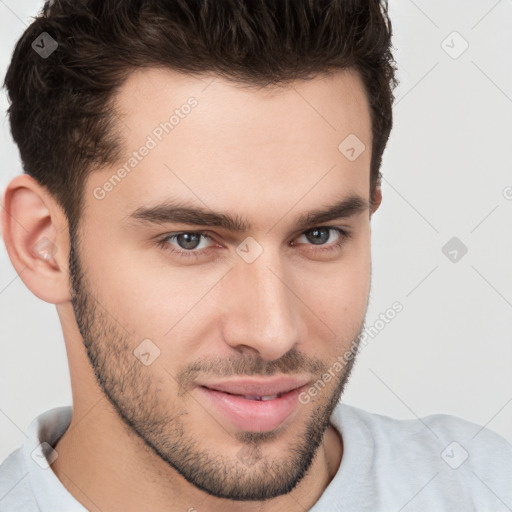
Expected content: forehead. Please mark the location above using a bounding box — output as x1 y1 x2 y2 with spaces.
85 67 372 227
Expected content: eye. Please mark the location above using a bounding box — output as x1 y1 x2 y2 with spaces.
292 227 350 253
157 231 215 259
157 226 350 260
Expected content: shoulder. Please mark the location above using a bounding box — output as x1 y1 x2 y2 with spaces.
337 403 512 457
331 403 512 509
0 406 74 512
0 447 38 511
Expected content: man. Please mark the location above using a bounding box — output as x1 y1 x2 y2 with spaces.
0 0 510 510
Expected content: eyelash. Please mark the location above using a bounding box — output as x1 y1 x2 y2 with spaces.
156 227 351 260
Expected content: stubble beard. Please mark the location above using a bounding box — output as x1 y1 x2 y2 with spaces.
68 237 363 501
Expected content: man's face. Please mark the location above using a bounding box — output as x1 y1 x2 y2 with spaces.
69 68 375 500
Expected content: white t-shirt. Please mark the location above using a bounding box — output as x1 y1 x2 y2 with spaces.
0 403 510 511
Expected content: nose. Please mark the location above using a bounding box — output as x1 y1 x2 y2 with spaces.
220 248 304 361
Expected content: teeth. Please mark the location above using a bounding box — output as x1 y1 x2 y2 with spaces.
243 394 280 401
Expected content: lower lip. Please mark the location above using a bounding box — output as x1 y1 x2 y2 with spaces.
197 385 306 432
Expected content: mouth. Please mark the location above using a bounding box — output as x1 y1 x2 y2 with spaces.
195 377 310 432
225 393 286 401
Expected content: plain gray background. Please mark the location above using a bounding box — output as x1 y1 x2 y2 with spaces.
1 0 512 463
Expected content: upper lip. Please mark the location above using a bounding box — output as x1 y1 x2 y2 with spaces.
197 376 311 397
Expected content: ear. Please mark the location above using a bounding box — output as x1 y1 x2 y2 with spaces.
370 185 382 216
1 174 71 304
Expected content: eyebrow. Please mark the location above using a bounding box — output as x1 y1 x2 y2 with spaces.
126 194 369 233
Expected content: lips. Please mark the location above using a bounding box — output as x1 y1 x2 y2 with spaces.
198 376 309 398
195 376 310 432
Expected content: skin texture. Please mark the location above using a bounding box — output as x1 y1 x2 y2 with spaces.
2 67 381 512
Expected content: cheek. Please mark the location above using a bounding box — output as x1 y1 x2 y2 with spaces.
102 269 225 342
293 237 371 324
286 240 371 370
81 210 222 324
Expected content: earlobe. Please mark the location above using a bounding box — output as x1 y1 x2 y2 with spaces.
1 174 72 304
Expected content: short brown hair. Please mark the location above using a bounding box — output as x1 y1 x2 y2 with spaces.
4 0 397 233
